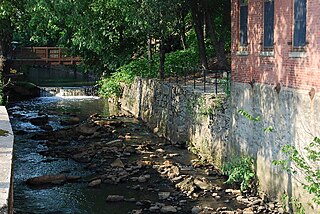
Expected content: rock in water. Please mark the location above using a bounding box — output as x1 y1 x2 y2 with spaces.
111 158 125 168
160 206 177 213
138 176 147 183
106 195 124 202
77 124 97 136
158 192 171 200
60 116 80 125
30 115 49 126
88 179 102 187
193 177 211 190
26 174 67 186
191 206 202 214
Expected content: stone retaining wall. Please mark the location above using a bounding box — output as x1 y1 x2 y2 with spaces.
121 78 319 213
121 77 229 166
230 82 320 213
0 106 14 214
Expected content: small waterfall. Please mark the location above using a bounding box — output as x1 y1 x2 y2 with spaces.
40 86 98 97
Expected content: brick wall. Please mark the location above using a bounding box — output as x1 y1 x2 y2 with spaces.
231 0 320 91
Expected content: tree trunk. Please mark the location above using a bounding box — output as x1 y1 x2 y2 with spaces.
190 0 208 69
205 13 227 69
203 0 229 69
179 10 187 50
0 18 13 56
159 37 165 79
148 36 153 60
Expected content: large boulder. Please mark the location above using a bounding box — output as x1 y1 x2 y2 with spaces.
4 81 40 101
30 115 49 126
77 124 97 136
26 174 67 186
60 116 80 125
26 174 81 187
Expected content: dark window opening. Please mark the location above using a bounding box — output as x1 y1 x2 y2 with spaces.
239 0 248 47
293 0 306 47
264 0 274 48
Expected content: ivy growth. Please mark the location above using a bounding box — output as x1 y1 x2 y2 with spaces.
238 109 261 122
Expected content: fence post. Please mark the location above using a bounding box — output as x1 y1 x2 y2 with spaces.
45 47 48 63
227 70 231 94
203 69 206 92
215 71 218 94
184 67 187 86
193 68 196 89
58 48 61 64
176 66 179 84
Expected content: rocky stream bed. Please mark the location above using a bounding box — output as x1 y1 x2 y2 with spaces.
9 98 285 214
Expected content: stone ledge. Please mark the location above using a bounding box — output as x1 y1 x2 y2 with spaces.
0 106 14 214
289 51 307 58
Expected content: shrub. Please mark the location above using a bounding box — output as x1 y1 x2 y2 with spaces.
165 49 198 69
222 156 256 192
98 58 158 97
98 48 199 98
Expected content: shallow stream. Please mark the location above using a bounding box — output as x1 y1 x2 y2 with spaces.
8 96 246 214
8 97 128 214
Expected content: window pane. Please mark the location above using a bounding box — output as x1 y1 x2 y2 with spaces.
240 4 248 46
264 1 274 47
294 0 306 47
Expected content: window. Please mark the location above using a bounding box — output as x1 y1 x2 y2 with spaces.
264 0 274 48
239 0 248 47
293 0 306 47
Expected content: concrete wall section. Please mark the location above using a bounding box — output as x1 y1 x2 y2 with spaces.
0 106 14 214
230 82 319 213
121 78 229 166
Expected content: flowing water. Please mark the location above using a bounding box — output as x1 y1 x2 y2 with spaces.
8 97 124 214
8 96 182 214
8 93 246 214
39 87 98 97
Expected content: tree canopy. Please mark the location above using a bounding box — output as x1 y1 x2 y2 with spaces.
0 0 230 75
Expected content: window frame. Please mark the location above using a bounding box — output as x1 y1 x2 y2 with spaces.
293 0 307 49
239 0 248 49
263 0 274 50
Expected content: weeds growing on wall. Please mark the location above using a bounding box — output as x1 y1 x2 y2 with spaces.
222 156 256 192
272 137 320 207
238 109 261 122
219 77 231 97
280 194 306 214
238 109 319 210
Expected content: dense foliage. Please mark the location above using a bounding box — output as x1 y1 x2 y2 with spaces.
99 48 199 97
0 0 231 98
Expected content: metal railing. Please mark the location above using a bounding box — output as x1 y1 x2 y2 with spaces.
166 66 231 94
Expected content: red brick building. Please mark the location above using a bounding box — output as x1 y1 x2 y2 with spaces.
230 1 319 212
231 0 320 90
